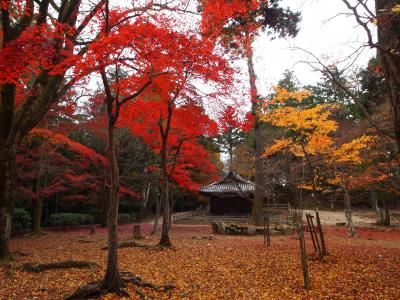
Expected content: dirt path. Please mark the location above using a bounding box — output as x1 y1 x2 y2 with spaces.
304 210 373 226
305 209 400 226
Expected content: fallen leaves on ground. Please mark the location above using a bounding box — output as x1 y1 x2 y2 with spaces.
1 224 400 299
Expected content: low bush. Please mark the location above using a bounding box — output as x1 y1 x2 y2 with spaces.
49 213 94 227
12 208 32 233
118 213 134 224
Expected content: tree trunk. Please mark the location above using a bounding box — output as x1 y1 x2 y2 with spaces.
300 144 327 255
288 163 310 288
32 138 48 235
159 180 171 247
315 208 327 256
100 182 110 228
246 38 264 225
158 99 173 246
376 0 400 148
32 165 48 235
330 200 335 211
378 206 385 224
134 181 150 240
103 109 124 292
370 190 379 213
341 183 356 236
0 0 82 261
55 192 59 214
32 198 43 235
0 205 13 260
382 198 391 226
228 141 234 171
296 211 310 289
152 188 161 235
0 146 16 260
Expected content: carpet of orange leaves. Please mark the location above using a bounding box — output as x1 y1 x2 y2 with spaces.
1 224 400 299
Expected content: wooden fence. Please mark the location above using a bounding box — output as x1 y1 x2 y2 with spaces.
173 203 293 225
173 214 252 225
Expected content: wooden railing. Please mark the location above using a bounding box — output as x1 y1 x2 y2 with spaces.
263 203 294 223
173 203 293 225
173 213 252 224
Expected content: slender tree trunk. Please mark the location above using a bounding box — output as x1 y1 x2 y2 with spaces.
382 198 391 226
32 199 43 235
296 211 310 289
341 183 356 236
288 162 310 288
371 192 387 225
378 206 385 223
228 141 233 171
330 200 335 211
272 182 276 204
32 151 47 235
55 192 59 214
246 38 264 225
376 0 400 149
315 207 327 256
300 144 327 255
370 190 379 213
152 187 161 235
134 180 150 240
158 99 173 246
103 103 124 292
159 179 171 247
33 172 47 235
100 180 110 228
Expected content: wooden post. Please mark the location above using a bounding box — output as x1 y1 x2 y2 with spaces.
309 214 322 258
315 208 327 255
297 212 310 289
306 214 318 254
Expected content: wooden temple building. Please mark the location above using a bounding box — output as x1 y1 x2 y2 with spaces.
200 171 255 216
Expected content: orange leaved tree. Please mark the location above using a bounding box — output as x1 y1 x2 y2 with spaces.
261 87 375 236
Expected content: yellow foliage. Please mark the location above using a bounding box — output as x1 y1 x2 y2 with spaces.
261 87 377 192
305 134 334 155
268 86 312 104
289 143 304 157
261 104 338 138
392 5 400 13
261 103 338 159
330 135 375 164
263 139 291 157
297 183 323 191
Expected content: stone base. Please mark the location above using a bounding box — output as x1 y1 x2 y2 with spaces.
211 222 294 236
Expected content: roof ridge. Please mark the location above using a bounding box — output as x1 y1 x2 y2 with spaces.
200 171 255 194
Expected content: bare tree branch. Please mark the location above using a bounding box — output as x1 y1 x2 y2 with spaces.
293 46 395 140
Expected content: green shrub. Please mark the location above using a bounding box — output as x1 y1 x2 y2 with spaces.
118 213 134 224
12 208 32 233
49 213 94 227
80 206 101 223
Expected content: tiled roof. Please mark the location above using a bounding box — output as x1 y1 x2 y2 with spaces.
200 171 255 194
